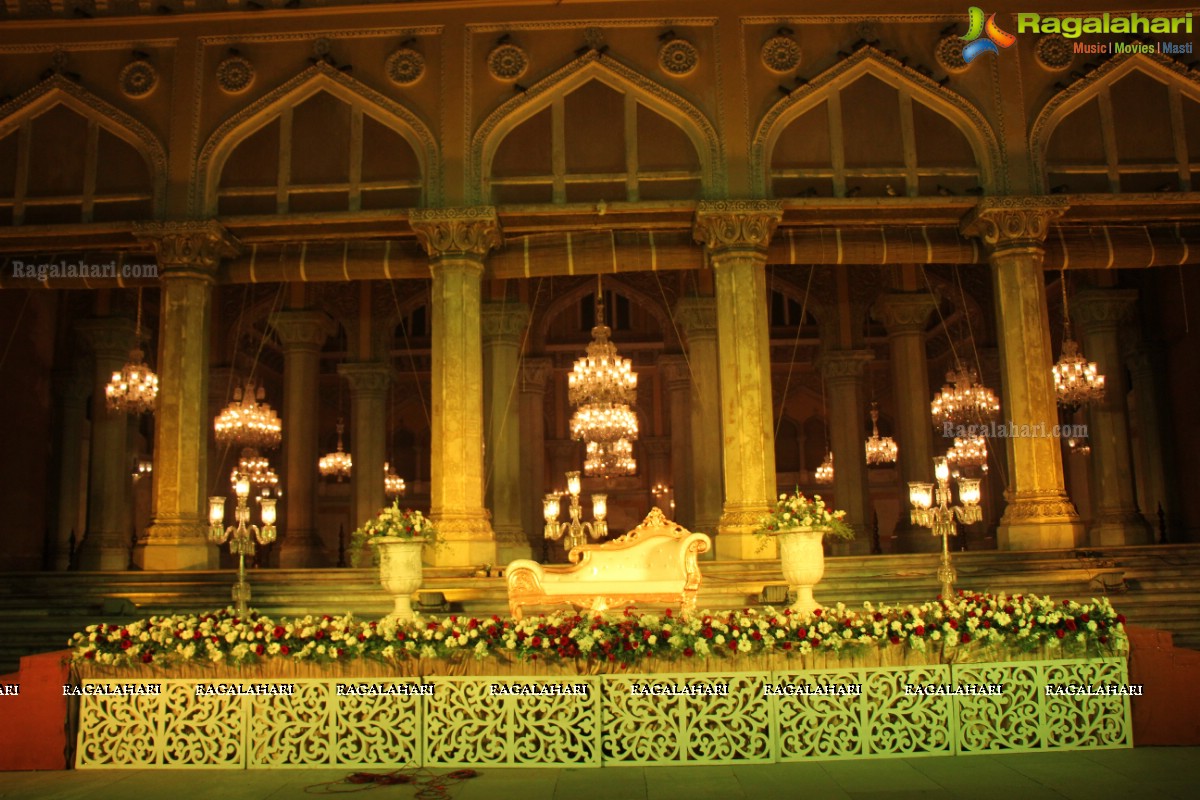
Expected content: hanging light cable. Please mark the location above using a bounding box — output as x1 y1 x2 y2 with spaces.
815 373 834 484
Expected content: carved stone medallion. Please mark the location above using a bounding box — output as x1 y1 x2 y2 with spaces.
386 47 426 86
487 43 529 81
659 38 699 77
119 60 158 98
1035 34 1074 71
761 35 802 73
216 55 255 94
935 35 969 74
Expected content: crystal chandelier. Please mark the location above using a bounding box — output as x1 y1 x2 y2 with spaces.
814 451 834 484
864 402 898 466
214 379 282 451
931 364 1000 429
1065 435 1091 456
569 283 639 447
106 288 159 415
1052 271 1105 409
384 461 407 498
318 419 352 481
945 436 989 473
584 438 636 478
230 447 279 495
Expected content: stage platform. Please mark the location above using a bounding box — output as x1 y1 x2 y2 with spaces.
2 543 1199 672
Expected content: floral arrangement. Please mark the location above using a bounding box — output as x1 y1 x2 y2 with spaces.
66 591 1126 669
350 501 437 565
758 489 854 540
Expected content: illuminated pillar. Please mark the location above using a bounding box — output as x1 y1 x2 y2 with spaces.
693 201 781 560
961 199 1083 550
411 207 500 567
676 296 722 537
483 302 530 563
818 349 874 555
134 220 238 570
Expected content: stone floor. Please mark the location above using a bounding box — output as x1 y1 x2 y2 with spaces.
3 748 1198 799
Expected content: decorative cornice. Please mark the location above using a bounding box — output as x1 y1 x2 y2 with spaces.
1000 493 1079 523
872 291 938 334
692 200 782 253
959 197 1068 252
1071 288 1138 334
268 310 336 350
409 207 502 259
132 220 239 276
673 296 717 340
336 361 393 396
481 302 530 343
816 349 873 382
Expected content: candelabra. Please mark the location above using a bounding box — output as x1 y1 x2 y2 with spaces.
208 473 277 616
908 456 982 598
543 471 608 552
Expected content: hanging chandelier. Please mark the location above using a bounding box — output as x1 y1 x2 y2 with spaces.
384 461 407 498
945 436 989 473
814 451 834 484
318 419 352 481
584 438 636 478
569 283 639 446
1052 271 1105 409
1066 435 1092 456
214 379 282 451
864 402 899 466
931 364 1000 430
230 447 279 495
106 288 159 415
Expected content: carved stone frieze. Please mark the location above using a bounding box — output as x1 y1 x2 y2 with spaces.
1000 493 1080 523
132 220 239 275
268 310 336 350
337 361 393 396
1071 288 1138 334
816 349 873 382
410 207 502 258
692 200 783 252
519 357 553 392
656 354 691 389
481 302 530 343
960 197 1068 252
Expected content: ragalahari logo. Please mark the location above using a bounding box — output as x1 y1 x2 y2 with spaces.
961 7 1018 62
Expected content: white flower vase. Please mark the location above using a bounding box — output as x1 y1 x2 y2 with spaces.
371 537 425 622
776 527 826 615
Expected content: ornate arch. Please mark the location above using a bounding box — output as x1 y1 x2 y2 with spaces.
751 47 1001 196
470 50 723 203
531 275 672 351
1030 51 1200 193
194 62 440 215
0 74 168 216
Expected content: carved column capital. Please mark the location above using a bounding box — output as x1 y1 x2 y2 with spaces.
674 296 717 340
692 200 783 254
337 361 393 397
410 207 502 259
816 349 874 383
519 357 553 393
77 317 137 359
959 197 1068 253
269 310 335 351
872 291 937 335
1071 288 1138 335
657 354 692 390
133 220 239 278
481 302 530 345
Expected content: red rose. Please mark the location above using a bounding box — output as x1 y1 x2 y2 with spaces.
315 630 325 640
322 615 332 622
1099 635 1108 644
1065 619 1077 631
960 632 971 644
193 631 202 640
751 631 762 641
948 619 959 630
813 609 822 617
120 629 130 639
981 619 991 629
273 626 286 639
683 647 694 657
1080 614 1089 623
1055 629 1066 639
120 640 132 650
889 635 900 645
782 642 793 651
211 636 219 644
336 648 344 657
728 640 738 651
914 625 926 636
280 645 290 655
797 627 807 639
468 618 479 630
255 644 264 656
84 650 95 660
396 631 406 641
357 633 366 642
531 636 542 647
1117 614 1126 624
141 651 153 663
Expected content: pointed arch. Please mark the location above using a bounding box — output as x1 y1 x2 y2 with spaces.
751 47 1000 197
471 50 723 204
0 74 167 218
1031 52 1200 193
531 275 672 351
195 62 440 216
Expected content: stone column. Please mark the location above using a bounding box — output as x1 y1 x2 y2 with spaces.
269 310 335 566
872 292 938 552
51 369 91 570
818 349 874 555
133 221 237 570
482 302 531 563
518 358 552 559
1126 347 1180 538
1072 289 1152 545
411 207 499 567
961 199 1083 550
693 201 781 559
337 362 391 532
676 297 722 537
75 320 135 570
658 355 695 529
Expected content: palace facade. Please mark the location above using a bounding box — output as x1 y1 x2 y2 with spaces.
1 0 1197 575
